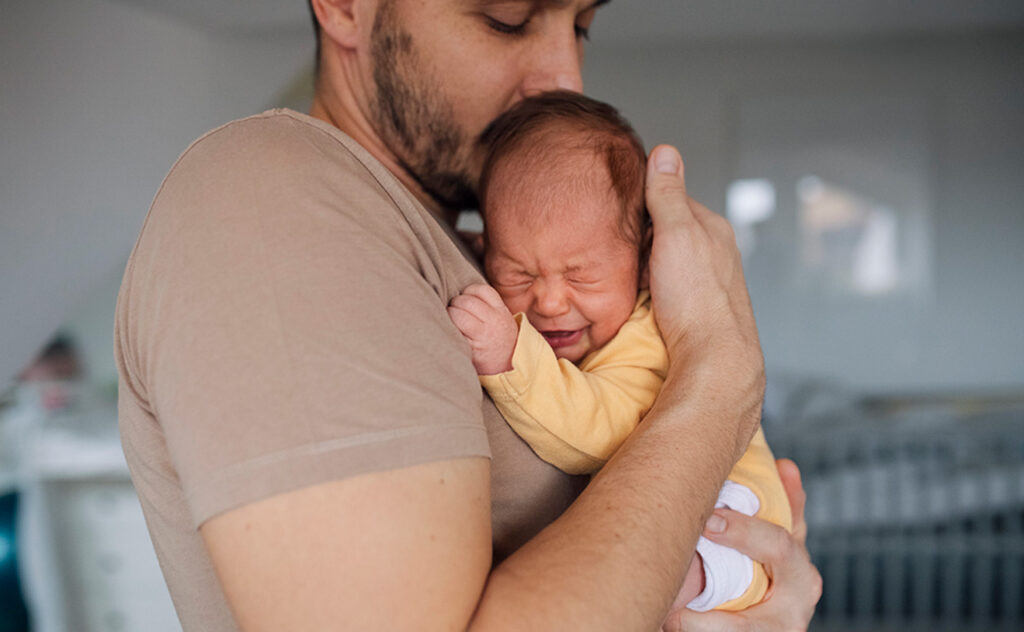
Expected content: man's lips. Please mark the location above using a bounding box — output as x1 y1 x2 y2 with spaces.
540 329 584 348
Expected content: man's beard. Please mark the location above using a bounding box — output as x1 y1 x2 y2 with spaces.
370 2 480 210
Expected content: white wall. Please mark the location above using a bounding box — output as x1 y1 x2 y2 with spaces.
584 33 1024 393
0 0 312 387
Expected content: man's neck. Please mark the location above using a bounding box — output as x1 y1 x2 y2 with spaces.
309 87 459 228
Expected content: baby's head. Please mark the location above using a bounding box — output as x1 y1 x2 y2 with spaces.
479 91 648 363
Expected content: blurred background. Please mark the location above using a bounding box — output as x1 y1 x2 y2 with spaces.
1 0 1022 630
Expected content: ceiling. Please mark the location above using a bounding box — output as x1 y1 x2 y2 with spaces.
118 0 1024 42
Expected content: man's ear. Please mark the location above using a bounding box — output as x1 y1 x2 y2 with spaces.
311 0 362 49
639 222 653 290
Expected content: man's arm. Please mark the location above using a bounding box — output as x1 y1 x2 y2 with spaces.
201 146 796 630
202 458 493 631
202 377 736 631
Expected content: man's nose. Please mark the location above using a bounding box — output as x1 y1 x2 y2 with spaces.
520 33 584 97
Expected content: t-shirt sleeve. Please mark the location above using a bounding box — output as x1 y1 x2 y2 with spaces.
119 114 490 528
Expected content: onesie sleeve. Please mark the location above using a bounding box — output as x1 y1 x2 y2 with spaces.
478 293 667 474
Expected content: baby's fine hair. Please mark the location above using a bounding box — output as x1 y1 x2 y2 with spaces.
479 91 648 245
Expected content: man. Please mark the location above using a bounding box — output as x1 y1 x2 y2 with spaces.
115 0 821 629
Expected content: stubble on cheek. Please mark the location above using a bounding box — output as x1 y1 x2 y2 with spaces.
369 3 479 209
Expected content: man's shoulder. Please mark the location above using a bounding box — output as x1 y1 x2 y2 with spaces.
168 109 383 188
135 108 477 299
146 108 418 237
184 109 359 156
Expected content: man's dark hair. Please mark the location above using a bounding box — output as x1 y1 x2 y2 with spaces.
479 91 648 245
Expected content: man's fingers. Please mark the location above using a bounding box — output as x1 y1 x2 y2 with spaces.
674 462 820 631
692 197 737 245
683 194 726 226
702 509 795 569
703 506 821 600
777 458 808 543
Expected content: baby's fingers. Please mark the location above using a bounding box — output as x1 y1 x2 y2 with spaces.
459 283 508 312
447 304 478 337
449 291 489 319
447 294 491 338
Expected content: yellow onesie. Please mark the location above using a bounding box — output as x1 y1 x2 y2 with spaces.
479 291 792 611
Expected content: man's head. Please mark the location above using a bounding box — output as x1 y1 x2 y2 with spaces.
478 91 649 363
308 0 605 212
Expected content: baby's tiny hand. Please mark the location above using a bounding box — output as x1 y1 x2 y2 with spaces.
447 283 519 375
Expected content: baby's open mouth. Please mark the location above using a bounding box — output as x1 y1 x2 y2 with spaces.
540 329 584 348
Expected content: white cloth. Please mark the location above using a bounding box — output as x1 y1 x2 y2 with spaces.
687 480 761 612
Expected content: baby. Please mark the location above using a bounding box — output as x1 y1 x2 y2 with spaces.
448 91 791 612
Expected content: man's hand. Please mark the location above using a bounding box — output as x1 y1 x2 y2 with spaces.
644 145 758 354
662 459 823 632
644 144 765 455
448 283 519 375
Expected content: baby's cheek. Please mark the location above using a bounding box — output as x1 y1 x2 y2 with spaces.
498 294 528 316
596 301 636 341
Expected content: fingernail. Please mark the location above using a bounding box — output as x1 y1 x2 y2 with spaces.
654 147 679 174
705 512 727 534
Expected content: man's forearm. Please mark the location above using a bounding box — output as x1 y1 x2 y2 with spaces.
470 367 761 631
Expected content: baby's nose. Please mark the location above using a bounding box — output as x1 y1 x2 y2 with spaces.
533 282 571 317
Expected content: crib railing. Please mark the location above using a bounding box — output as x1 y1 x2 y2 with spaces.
768 409 1024 631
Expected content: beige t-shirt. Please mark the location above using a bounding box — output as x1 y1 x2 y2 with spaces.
115 109 586 630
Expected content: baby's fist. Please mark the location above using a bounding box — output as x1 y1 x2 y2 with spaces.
447 284 519 375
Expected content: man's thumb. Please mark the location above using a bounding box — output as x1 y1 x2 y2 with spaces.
646 145 689 225
652 144 682 176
